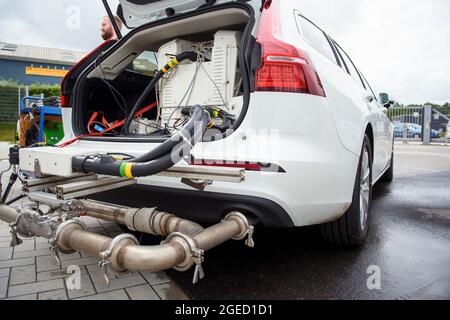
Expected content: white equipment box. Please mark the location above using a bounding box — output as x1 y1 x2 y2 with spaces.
158 31 242 128
20 147 89 177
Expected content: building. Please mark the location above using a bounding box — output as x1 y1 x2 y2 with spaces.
0 42 87 85
432 109 450 132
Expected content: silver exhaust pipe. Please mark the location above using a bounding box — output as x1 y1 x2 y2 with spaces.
1 197 254 284
51 211 254 284
73 199 205 237
0 204 19 224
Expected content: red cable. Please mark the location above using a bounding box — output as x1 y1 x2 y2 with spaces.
59 102 158 148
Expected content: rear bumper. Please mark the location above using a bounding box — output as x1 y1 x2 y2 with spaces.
90 184 295 228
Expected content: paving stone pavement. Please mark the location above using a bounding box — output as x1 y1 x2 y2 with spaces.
0 217 188 300
0 159 188 300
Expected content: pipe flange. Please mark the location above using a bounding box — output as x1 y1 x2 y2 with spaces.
224 212 251 241
99 233 139 273
97 233 139 286
100 233 139 261
224 212 255 248
50 219 87 254
163 232 203 272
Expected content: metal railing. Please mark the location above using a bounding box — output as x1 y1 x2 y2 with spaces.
388 106 424 143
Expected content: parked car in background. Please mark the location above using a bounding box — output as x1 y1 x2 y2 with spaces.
394 123 440 139
432 129 440 139
394 123 421 138
447 122 450 139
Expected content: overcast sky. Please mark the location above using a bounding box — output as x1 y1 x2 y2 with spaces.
0 0 449 105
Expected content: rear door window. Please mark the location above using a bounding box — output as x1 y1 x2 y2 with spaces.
295 14 338 64
334 42 366 89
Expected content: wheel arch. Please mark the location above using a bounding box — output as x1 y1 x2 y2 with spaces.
365 123 374 162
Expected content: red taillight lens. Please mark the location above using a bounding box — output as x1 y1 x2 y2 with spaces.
61 95 70 108
60 39 115 108
255 1 325 97
256 56 308 93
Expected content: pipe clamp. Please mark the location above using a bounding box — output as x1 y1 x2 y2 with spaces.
98 233 139 286
163 232 205 284
50 219 87 266
224 212 255 248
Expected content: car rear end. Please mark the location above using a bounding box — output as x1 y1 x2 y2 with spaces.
23 0 359 228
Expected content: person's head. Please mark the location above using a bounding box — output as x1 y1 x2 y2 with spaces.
101 15 123 41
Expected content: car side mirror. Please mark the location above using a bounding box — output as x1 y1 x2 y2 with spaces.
379 93 390 107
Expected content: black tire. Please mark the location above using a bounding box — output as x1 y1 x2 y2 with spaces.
380 152 394 182
320 134 373 246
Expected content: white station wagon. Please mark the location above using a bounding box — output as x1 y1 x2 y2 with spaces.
1 0 394 283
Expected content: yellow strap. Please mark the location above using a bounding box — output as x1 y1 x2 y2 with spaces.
125 163 134 178
161 67 169 74
168 60 176 68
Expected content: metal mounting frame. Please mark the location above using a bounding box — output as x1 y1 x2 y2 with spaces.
22 165 245 201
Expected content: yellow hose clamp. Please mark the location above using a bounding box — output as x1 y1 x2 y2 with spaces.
167 59 177 69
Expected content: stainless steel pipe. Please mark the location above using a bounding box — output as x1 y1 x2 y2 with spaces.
194 219 240 251
53 212 252 276
22 196 205 237
74 199 204 237
1 199 254 281
57 224 112 257
114 242 186 273
0 204 19 224
75 200 127 225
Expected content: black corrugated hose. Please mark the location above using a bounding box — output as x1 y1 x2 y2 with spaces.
72 105 210 178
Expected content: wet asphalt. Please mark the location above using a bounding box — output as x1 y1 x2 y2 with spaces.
164 144 450 300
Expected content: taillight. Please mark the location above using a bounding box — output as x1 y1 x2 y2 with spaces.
255 1 326 96
61 94 70 108
60 39 115 108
